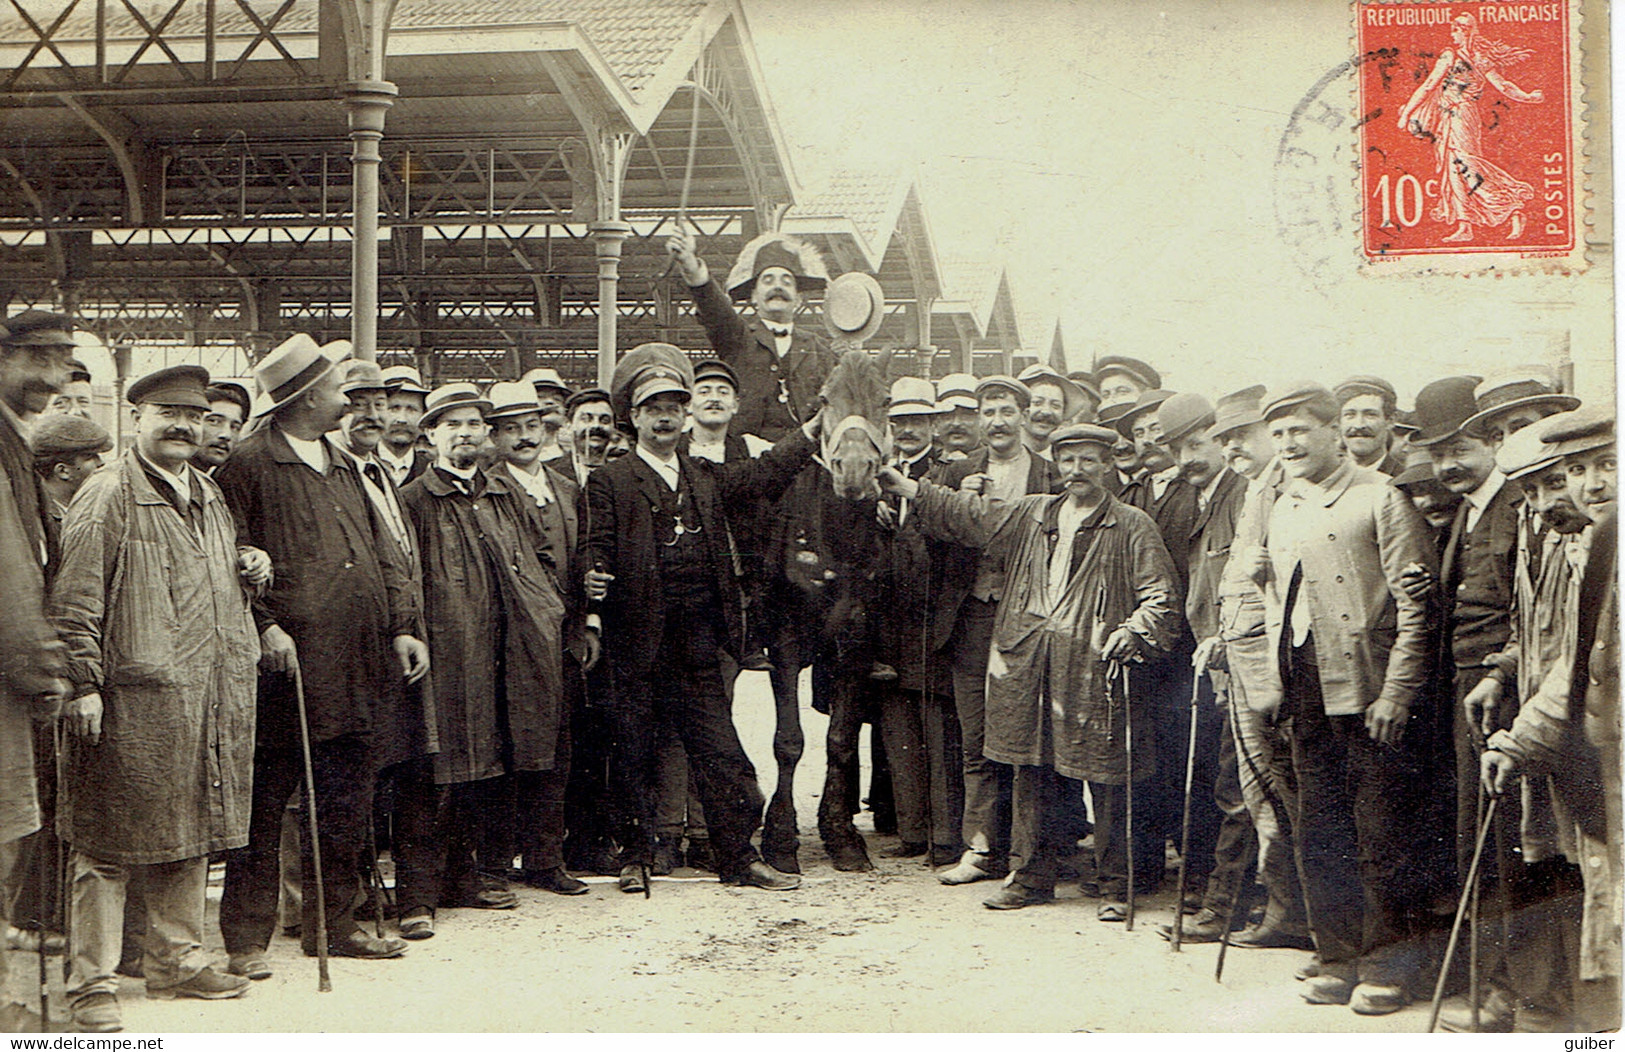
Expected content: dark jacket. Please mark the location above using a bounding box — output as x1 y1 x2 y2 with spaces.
402 466 566 783
1185 468 1249 642
1440 477 1521 671
689 277 835 441
216 426 425 752
586 432 814 687
1121 470 1201 602
492 460 592 665
924 447 1062 653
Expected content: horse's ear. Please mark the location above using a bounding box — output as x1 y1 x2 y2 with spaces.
875 346 894 376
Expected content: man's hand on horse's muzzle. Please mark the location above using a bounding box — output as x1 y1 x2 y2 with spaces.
876 466 917 500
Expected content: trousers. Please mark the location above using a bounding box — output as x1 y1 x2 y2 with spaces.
948 598 1011 864
67 851 208 999
1226 669 1309 934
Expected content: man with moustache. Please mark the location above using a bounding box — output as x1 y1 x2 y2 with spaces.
929 376 1060 886
1482 407 1618 1032
1411 376 1525 1028
0 311 74 1031
377 365 433 487
1207 385 1313 950
665 231 832 443
330 360 442 937
42 359 94 419
192 382 250 475
1252 382 1436 1014
1155 392 1253 940
931 373 982 460
870 377 961 863
520 367 571 464
1333 376 1407 477
1017 364 1088 461
50 367 259 1030
484 380 595 896
216 335 429 972
400 384 567 920
554 388 615 490
879 423 1178 916
586 344 816 894
1392 449 1466 538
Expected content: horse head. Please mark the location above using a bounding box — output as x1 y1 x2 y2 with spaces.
819 347 892 501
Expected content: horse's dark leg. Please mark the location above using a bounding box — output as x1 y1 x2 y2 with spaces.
761 644 804 874
814 660 875 872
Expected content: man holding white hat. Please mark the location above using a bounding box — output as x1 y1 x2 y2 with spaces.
216 334 430 971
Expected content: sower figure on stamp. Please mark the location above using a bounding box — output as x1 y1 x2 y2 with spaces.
51 367 267 1032
0 311 74 1032
664 228 835 873
1251 382 1438 1016
881 423 1178 921
586 344 818 895
216 335 430 973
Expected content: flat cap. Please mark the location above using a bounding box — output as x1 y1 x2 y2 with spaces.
1539 405 1614 459
128 364 211 409
1212 384 1267 439
693 359 740 391
565 387 612 415
1 310 76 347
1094 355 1161 392
974 374 1031 409
1262 381 1338 423
205 380 252 420
65 358 91 383
1157 392 1217 445
1050 423 1120 450
1496 422 1563 481
32 414 112 460
1332 375 1397 405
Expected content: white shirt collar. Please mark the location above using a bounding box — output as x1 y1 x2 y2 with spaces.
636 443 681 490
507 459 556 505
1464 469 1507 515
280 429 329 474
1198 466 1228 507
377 443 412 469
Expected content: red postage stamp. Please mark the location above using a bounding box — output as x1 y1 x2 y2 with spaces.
1357 1 1586 271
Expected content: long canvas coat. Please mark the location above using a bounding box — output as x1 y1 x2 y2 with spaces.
910 482 1178 784
401 466 566 784
51 452 259 864
216 427 426 756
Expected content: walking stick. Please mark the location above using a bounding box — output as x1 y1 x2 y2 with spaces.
291 667 332 993
1170 674 1203 951
1119 662 1136 932
1468 780 1486 1032
366 816 387 941
1425 795 1499 1033
1214 861 1245 982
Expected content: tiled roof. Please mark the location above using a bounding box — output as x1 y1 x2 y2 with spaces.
0 0 709 94
786 169 908 254
937 258 1001 325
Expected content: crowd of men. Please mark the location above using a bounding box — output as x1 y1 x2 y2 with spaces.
0 227 1616 1034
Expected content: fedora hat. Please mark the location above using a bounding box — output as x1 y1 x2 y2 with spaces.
420 382 493 429
251 334 341 417
823 272 885 344
1017 364 1087 419
485 380 544 420
1462 366 1579 434
1391 446 1443 491
888 376 939 418
1109 389 1175 437
1156 392 1216 446
338 359 389 395
1211 384 1266 439
1409 376 1485 447
380 365 430 396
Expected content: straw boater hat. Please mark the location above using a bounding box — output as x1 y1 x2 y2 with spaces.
823 272 885 344
1017 363 1087 419
1461 366 1580 434
521 367 571 399
420 382 493 429
934 373 978 413
251 334 341 417
380 364 431 396
725 232 829 301
888 376 939 418
485 381 544 420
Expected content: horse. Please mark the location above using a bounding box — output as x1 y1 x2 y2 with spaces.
758 348 896 874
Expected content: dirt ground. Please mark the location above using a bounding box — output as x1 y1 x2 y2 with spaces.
13 670 1439 1033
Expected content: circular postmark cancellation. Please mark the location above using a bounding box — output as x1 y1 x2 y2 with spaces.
1276 0 1589 279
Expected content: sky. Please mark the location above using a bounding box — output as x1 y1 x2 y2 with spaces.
741 0 1614 404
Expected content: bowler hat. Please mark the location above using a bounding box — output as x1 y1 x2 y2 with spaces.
1409 376 1485 447
128 364 211 410
1156 392 1217 446
252 334 339 417
1462 367 1579 434
485 380 543 420
32 414 112 461
420 383 492 428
